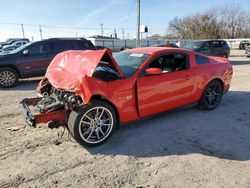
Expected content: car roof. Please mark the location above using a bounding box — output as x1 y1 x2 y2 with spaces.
44 37 88 41
123 47 191 54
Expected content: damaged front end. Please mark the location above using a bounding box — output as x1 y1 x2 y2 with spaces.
20 49 124 128
20 78 83 127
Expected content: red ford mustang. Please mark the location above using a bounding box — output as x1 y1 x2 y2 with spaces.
21 47 233 147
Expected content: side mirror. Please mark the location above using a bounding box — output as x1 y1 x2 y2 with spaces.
23 49 29 55
145 68 162 76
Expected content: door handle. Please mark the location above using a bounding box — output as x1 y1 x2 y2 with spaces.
184 75 191 80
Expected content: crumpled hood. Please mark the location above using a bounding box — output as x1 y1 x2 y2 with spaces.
45 49 122 90
46 50 106 90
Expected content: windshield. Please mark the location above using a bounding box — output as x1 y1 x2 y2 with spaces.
113 52 150 78
9 43 31 54
184 41 204 50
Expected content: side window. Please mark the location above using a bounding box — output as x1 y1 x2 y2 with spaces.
52 41 75 53
27 43 48 55
203 42 210 50
148 53 189 73
195 55 209 64
220 41 225 46
75 41 95 50
211 41 221 48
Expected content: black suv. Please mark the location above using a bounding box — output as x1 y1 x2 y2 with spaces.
0 38 96 88
239 40 250 50
184 40 230 58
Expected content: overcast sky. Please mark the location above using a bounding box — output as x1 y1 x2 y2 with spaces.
0 0 249 41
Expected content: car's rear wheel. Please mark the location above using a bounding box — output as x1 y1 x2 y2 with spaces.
199 80 223 110
0 67 19 88
68 100 117 147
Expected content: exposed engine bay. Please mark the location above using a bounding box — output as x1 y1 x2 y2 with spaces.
37 78 83 114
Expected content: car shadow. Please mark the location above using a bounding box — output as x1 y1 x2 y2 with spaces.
87 91 250 161
230 60 250 66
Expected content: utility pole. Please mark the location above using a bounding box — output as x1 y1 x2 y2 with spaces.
122 28 125 39
136 0 140 47
21 24 25 38
39 25 43 40
75 32 78 39
114 28 117 39
100 23 104 37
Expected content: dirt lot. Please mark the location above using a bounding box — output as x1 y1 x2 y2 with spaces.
0 50 250 188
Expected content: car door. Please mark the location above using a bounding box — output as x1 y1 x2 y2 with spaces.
211 41 224 57
17 42 51 77
136 53 195 118
199 41 211 56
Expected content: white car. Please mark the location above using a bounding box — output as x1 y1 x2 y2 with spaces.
5 40 29 48
0 41 29 55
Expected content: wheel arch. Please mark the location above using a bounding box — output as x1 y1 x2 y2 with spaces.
0 64 21 77
209 78 224 91
198 77 224 102
90 94 120 125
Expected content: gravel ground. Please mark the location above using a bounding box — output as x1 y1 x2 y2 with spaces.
0 50 250 188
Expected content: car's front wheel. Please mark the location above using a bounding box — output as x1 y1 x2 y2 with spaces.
0 67 19 88
198 80 223 110
68 100 117 147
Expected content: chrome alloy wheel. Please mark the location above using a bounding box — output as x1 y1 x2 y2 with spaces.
79 107 114 144
0 70 16 87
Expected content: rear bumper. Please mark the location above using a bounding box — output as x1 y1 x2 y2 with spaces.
20 97 66 127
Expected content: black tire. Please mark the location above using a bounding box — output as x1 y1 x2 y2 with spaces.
223 53 228 58
198 80 223 110
0 67 19 88
68 100 117 147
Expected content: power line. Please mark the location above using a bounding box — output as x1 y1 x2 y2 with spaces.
0 22 137 31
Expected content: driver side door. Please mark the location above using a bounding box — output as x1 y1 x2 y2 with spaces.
136 53 195 118
199 42 211 56
17 42 51 77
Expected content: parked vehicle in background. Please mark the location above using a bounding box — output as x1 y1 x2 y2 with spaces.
87 37 179 52
0 38 30 49
20 47 233 147
245 46 250 57
183 40 230 58
0 40 30 55
0 46 18 55
0 38 96 88
239 40 250 50
155 43 179 48
6 40 29 48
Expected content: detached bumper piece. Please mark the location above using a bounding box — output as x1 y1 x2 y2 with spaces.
20 98 66 127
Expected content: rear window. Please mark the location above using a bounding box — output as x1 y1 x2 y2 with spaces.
195 55 209 64
75 40 95 50
51 40 75 53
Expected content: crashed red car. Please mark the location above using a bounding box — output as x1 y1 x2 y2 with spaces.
20 48 233 147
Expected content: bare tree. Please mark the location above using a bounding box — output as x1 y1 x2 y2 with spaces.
168 4 250 39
